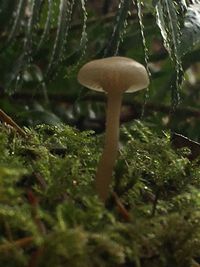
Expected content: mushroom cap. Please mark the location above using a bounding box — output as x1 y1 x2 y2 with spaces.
78 56 149 94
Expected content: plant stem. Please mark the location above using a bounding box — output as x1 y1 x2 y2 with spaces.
112 192 131 221
95 91 122 202
0 236 33 252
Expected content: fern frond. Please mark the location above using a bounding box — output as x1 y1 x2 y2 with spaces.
104 0 131 57
46 0 75 76
37 0 54 51
24 0 43 57
65 0 88 75
154 0 182 63
154 0 184 109
78 0 88 61
6 0 27 45
179 3 200 56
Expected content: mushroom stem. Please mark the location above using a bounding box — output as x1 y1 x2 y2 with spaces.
95 91 122 202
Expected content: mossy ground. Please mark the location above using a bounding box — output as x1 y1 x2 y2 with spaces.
0 121 200 267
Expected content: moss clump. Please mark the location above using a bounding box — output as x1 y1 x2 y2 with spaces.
0 121 200 267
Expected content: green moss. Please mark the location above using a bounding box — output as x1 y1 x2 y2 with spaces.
0 122 200 267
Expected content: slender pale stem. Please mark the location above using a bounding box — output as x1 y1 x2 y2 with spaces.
95 91 122 202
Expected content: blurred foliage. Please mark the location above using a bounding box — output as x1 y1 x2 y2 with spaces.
0 0 199 139
0 121 200 266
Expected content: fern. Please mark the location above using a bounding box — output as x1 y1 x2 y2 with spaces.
179 3 200 56
46 0 75 76
65 0 88 76
6 0 27 45
76 0 88 64
104 0 131 56
153 0 185 109
154 0 182 65
24 0 43 59
37 0 54 51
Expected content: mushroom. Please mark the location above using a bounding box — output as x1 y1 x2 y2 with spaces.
78 56 149 202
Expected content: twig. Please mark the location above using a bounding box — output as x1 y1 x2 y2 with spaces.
27 190 46 235
112 191 131 222
26 189 46 267
0 109 26 137
0 236 33 252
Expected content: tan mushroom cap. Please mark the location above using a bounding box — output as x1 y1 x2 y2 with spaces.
78 56 149 94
